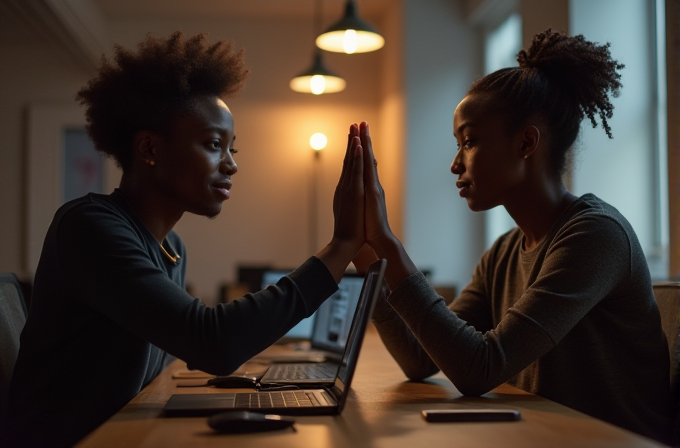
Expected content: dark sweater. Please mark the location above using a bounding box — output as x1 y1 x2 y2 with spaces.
6 190 337 447
373 194 672 444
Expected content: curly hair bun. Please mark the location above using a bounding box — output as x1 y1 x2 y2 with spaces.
517 29 624 138
468 28 624 176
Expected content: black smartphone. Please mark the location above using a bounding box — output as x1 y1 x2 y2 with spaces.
421 409 521 422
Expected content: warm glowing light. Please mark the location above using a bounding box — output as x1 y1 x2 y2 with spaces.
316 30 384 53
310 75 326 95
289 74 345 94
343 29 358 54
310 133 327 151
315 1 385 54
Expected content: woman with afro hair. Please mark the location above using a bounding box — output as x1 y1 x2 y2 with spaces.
6 32 368 447
354 29 672 443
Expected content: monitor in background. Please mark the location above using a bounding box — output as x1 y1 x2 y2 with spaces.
260 270 313 340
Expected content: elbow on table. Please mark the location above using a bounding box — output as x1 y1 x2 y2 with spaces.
453 379 494 397
402 365 440 382
183 349 250 377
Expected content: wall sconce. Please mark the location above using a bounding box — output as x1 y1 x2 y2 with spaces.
316 0 385 54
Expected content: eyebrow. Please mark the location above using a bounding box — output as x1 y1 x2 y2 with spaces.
454 122 478 138
205 125 226 133
203 126 234 140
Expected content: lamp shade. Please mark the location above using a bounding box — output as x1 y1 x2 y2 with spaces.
289 51 346 94
316 0 385 54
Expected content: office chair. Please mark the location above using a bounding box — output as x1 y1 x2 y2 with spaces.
652 282 680 446
0 273 28 426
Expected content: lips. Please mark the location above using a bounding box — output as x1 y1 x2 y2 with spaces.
456 179 471 197
212 180 232 199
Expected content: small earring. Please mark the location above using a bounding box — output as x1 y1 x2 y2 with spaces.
146 160 155 166
523 155 528 159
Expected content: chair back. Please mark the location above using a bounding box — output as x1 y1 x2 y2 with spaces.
652 282 680 446
0 273 28 424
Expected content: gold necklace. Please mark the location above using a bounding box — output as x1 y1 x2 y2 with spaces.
160 242 180 263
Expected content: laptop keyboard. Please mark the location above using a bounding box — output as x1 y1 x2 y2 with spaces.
265 363 338 381
235 391 317 408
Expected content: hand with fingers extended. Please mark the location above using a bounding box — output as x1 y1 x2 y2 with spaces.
332 123 366 250
357 121 395 249
356 121 419 289
315 123 367 282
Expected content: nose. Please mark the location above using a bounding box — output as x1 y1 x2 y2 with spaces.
451 148 464 175
219 151 238 175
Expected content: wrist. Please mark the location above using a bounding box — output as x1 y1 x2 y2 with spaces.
371 233 402 260
315 239 363 283
369 234 418 291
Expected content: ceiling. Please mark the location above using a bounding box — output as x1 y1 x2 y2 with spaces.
0 0 394 69
93 0 392 20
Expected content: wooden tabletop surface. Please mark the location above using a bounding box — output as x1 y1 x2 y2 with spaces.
77 324 665 448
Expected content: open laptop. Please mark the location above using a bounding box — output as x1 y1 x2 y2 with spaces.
253 270 365 364
163 259 386 417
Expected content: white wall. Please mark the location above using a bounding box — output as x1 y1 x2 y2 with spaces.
569 0 666 277
403 0 485 287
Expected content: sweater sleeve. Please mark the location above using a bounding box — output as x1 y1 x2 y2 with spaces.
372 247 495 381
384 215 631 396
57 201 338 375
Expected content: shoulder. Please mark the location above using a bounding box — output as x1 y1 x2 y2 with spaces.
554 194 636 245
51 192 148 248
544 194 644 281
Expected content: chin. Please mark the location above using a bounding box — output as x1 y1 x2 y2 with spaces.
465 199 493 213
190 203 223 219
206 207 222 219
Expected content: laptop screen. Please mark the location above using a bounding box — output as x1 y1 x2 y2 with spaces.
260 271 364 346
310 275 364 353
332 259 386 411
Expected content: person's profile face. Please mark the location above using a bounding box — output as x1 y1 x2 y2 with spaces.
451 94 524 212
152 95 237 218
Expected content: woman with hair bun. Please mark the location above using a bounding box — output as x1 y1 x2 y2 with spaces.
354 29 671 443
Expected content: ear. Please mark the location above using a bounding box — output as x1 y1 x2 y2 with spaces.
132 130 158 166
519 125 540 160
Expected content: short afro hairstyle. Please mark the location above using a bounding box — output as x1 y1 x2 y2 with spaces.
468 29 624 176
76 31 250 170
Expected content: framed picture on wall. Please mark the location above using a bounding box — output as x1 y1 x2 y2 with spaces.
26 104 119 275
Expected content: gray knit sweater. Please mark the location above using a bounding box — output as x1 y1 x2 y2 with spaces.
373 194 671 444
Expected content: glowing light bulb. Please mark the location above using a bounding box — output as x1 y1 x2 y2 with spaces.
310 75 326 95
310 133 327 151
343 29 358 54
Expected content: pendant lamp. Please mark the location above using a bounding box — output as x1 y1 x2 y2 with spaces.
316 0 385 54
290 0 346 94
289 50 346 94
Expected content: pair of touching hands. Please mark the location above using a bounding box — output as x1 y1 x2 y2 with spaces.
331 122 393 270
318 121 417 286
316 121 391 282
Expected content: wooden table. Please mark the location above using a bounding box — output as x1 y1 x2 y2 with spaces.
77 324 665 447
